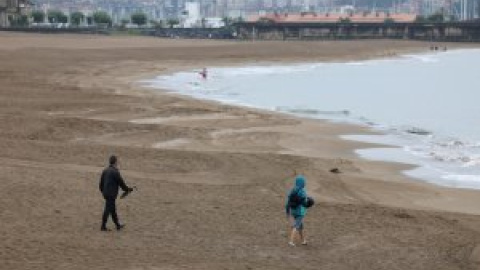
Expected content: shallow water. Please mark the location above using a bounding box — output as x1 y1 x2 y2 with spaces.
145 49 480 190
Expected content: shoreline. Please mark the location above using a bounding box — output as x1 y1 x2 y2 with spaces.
3 33 480 269
140 48 477 193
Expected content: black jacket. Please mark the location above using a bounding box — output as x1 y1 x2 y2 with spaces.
99 165 129 198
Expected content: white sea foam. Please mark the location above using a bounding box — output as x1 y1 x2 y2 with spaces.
346 62 368 66
463 157 480 167
404 55 439 63
440 174 480 189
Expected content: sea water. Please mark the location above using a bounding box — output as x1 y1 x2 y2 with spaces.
144 49 480 190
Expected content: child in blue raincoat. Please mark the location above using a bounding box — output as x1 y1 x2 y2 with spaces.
285 174 308 246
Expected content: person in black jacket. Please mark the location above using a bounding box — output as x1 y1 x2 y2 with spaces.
99 155 133 231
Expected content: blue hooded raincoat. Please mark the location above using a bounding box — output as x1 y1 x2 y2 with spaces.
285 175 307 217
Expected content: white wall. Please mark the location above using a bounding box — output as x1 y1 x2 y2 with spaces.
0 12 7 27
181 1 201 27
204 17 225 28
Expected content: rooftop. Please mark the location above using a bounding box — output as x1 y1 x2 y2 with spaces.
248 12 417 24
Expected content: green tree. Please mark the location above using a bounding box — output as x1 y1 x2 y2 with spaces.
149 19 164 28
93 11 112 25
19 15 29 26
48 10 68 23
120 18 130 28
31 10 45 23
85 16 93 25
427 13 444 23
70 11 84 26
156 20 165 28
10 14 29 26
222 16 233 27
448 15 457 22
59 14 68 23
384 18 395 24
166 18 179 28
415 15 425 23
131 12 147 26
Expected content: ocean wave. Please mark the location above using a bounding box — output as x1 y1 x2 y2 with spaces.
429 152 471 163
275 106 350 116
346 62 368 66
216 64 324 77
403 54 439 63
404 127 432 136
441 174 480 189
462 156 480 167
403 135 480 169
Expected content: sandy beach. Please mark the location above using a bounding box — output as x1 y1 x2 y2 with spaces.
2 32 480 270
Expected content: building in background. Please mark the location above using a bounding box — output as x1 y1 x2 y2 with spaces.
180 1 200 27
0 0 8 26
19 0 480 27
0 0 31 27
459 0 480 20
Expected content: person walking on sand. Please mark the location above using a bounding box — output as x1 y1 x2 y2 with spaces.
286 173 309 246
99 155 133 231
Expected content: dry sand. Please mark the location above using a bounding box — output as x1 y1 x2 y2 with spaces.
1 32 480 270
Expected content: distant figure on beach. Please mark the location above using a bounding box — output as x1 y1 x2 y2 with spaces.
285 172 312 246
199 67 208 79
99 155 133 231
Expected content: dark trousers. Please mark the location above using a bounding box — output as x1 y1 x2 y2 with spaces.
102 197 120 228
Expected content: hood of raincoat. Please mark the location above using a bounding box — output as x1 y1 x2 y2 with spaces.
295 175 306 189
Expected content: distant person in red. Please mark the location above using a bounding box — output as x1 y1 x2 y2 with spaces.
199 67 208 79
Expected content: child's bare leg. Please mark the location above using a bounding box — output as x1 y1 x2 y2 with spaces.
299 229 307 244
289 228 298 245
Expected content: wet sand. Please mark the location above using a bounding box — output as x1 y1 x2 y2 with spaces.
1 32 480 270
